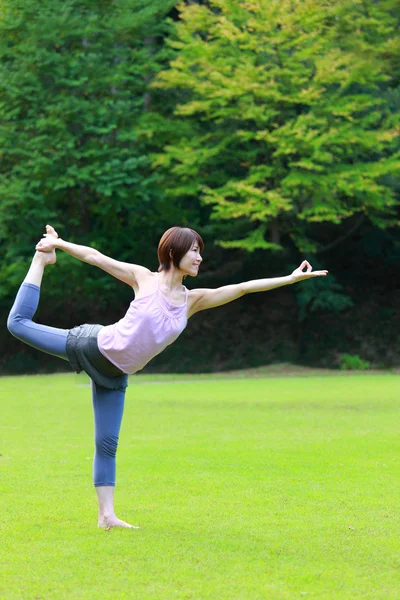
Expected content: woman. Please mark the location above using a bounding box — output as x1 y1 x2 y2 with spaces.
8 224 328 528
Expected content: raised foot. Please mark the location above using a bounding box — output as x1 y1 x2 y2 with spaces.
34 250 56 265
35 224 59 264
98 516 139 529
45 224 59 239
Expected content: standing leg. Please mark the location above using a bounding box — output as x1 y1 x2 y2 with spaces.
7 250 68 360
91 381 137 529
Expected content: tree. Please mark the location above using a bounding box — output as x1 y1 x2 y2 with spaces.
0 0 178 306
152 0 400 253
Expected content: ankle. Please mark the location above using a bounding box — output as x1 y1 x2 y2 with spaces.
33 251 48 264
99 509 115 520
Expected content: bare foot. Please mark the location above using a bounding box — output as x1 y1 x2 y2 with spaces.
35 225 59 263
98 515 139 529
33 250 56 266
45 224 59 240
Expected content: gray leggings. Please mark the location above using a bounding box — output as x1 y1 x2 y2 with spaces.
7 283 125 487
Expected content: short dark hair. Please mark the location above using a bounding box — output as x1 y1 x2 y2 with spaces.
158 227 204 272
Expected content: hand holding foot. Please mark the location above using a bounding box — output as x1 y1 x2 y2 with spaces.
35 225 59 260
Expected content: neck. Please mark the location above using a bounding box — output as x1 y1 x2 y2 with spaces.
158 268 184 290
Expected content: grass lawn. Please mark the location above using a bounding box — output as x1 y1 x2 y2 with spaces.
0 368 399 599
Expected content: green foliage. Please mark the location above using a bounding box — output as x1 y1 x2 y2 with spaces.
294 271 354 321
339 353 371 370
0 0 179 301
153 0 400 252
0 0 399 374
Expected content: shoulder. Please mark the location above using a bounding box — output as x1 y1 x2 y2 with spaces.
133 269 158 295
187 288 209 317
131 264 154 281
187 288 206 302
187 283 245 316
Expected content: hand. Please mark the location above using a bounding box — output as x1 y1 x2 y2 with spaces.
290 260 328 282
35 224 59 252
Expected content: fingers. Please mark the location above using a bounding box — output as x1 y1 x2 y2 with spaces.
294 262 329 279
298 260 329 275
35 238 54 252
299 260 312 273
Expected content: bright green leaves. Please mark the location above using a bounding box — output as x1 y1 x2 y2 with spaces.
154 0 400 252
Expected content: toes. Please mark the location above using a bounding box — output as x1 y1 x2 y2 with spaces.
45 224 59 239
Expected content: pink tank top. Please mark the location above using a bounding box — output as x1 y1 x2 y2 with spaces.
97 283 188 374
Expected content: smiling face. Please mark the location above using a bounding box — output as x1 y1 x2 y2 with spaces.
178 241 203 277
158 227 204 274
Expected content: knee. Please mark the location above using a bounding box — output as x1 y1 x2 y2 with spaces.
95 434 119 459
7 311 20 337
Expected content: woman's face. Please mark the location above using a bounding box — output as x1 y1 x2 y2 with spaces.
179 241 203 276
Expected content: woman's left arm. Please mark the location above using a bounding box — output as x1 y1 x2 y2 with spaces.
189 261 328 316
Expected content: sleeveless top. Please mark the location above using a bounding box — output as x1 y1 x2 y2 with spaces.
97 282 189 374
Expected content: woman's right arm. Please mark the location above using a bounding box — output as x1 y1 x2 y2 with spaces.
36 235 149 288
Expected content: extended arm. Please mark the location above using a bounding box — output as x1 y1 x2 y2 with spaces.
35 226 149 288
189 261 328 315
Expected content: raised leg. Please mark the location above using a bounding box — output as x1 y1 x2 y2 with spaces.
91 381 138 529
7 251 68 360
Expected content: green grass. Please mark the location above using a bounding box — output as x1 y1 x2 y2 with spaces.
1 370 399 599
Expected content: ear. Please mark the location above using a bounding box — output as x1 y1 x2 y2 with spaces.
169 249 173 258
